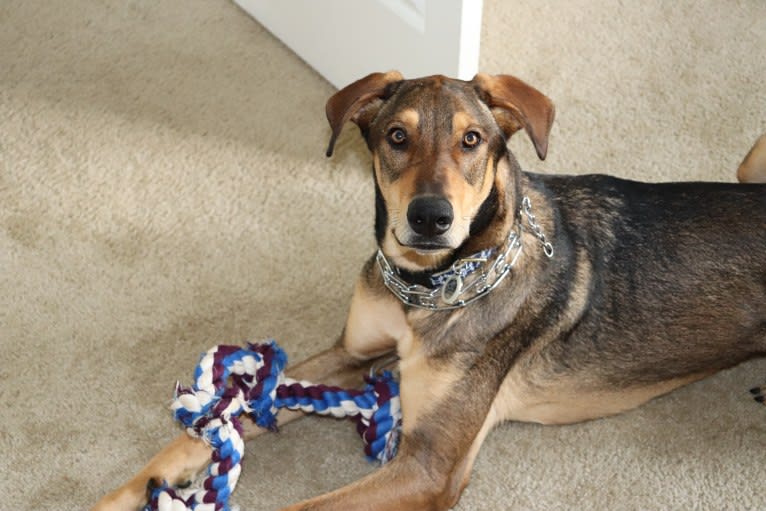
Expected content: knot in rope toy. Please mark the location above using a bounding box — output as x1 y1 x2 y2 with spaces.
145 341 401 511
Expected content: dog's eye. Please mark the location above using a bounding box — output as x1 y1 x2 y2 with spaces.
388 128 407 145
462 131 481 148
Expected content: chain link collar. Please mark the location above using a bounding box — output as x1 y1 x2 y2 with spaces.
376 196 553 310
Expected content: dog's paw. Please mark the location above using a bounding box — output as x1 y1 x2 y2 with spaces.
145 477 163 499
145 476 192 500
749 386 765 405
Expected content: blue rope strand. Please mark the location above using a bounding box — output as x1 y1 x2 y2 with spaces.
146 341 401 511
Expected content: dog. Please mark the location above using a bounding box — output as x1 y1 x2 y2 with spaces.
93 72 766 511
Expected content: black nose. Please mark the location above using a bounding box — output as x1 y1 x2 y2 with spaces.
407 196 454 237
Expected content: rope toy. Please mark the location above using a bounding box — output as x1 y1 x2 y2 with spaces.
144 341 401 511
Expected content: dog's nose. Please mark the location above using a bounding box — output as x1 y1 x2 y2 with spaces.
407 196 454 237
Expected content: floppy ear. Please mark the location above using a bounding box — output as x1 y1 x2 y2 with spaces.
471 73 555 160
325 70 404 157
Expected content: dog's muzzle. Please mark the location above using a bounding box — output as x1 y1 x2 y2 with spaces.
379 196 555 310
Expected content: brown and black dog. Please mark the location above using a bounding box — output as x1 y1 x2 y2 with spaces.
94 72 766 511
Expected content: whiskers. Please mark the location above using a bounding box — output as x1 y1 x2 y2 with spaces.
388 209 402 228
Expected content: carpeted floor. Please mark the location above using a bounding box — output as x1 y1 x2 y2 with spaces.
1 1 765 510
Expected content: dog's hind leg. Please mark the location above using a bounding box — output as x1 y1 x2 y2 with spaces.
737 133 766 183
750 385 766 405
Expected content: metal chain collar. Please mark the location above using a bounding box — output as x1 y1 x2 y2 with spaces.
377 196 554 310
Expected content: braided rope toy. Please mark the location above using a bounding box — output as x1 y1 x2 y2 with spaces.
144 341 401 511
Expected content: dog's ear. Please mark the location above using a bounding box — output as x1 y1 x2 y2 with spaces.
471 73 555 160
325 71 404 157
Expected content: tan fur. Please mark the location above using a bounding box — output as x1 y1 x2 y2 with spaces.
92 435 212 511
451 111 474 134
443 405 501 508
344 278 409 359
443 157 496 242
397 336 464 433
397 108 420 129
737 133 766 183
495 371 711 425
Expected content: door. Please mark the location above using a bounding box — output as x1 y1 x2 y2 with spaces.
233 0 484 88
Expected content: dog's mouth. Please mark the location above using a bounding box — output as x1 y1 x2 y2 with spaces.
393 231 453 254
410 243 450 255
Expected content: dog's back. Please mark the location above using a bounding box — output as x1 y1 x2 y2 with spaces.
535 173 766 386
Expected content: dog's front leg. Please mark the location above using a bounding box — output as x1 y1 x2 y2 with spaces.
92 266 405 511
281 348 505 511
281 448 459 511
91 346 387 511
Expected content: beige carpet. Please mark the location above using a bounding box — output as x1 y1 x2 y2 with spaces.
1 1 765 510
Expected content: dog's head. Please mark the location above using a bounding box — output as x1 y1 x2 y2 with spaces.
326 72 554 271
